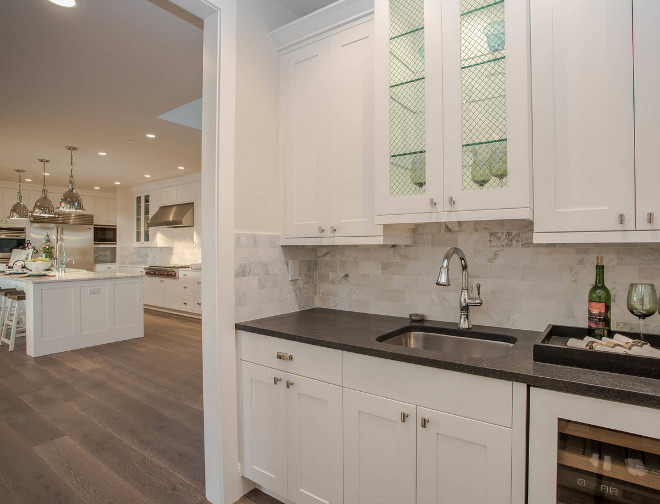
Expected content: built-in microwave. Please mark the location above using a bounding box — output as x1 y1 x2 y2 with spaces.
0 227 26 264
93 225 117 244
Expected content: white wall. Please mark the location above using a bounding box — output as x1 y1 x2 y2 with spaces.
234 0 297 233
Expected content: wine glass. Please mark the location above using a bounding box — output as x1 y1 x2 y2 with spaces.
489 143 508 187
471 148 492 187
627 283 658 341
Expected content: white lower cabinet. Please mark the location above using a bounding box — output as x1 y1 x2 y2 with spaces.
240 357 343 504
241 361 288 497
417 407 512 504
287 374 343 504
239 331 525 504
343 389 416 504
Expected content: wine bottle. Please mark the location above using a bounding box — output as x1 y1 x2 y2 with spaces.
587 256 611 339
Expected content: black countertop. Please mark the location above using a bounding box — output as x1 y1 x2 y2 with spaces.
236 308 660 409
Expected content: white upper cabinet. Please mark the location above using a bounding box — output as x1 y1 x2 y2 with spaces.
282 39 331 240
329 22 381 238
375 0 532 223
633 0 660 231
442 0 532 214
532 0 635 233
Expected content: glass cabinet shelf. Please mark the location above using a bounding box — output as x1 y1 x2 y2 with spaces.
462 55 505 70
390 26 423 40
462 138 506 148
460 0 504 17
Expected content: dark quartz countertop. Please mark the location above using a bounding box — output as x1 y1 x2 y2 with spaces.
236 308 660 409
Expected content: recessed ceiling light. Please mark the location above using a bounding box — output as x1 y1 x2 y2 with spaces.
93 186 100 190
144 174 151 178
98 152 107 156
178 166 185 170
48 0 77 7
25 178 32 182
114 181 121 185
44 172 50 176
127 139 134 143
146 133 156 138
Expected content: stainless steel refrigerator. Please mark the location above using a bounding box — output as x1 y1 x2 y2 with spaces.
29 224 94 271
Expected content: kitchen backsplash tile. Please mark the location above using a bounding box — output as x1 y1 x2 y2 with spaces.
315 221 660 335
234 233 316 322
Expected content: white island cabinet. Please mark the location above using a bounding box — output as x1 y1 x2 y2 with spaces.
0 271 144 357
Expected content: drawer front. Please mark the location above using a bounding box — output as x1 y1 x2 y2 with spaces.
180 278 194 292
179 294 193 312
193 294 202 314
343 352 512 427
193 278 202 293
238 330 342 386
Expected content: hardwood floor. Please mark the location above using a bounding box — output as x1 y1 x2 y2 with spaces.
0 309 209 504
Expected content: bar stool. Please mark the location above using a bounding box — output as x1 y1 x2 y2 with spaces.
0 291 26 352
0 288 19 330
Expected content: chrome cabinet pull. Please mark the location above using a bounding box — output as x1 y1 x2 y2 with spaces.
421 417 430 428
430 198 437 208
647 212 655 224
286 380 294 389
274 377 282 385
401 412 409 423
330 226 337 233
618 213 624 225
276 352 293 361
448 196 456 206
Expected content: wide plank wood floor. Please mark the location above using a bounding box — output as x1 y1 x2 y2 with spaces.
0 309 210 504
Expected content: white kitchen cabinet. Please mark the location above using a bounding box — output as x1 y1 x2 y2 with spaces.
134 193 151 245
241 361 288 497
343 389 416 504
528 388 660 504
532 0 635 234
282 39 330 241
144 271 201 316
106 198 117 225
375 0 531 223
417 406 512 504
279 14 412 246
633 0 660 231
147 277 165 306
91 197 108 225
287 373 343 504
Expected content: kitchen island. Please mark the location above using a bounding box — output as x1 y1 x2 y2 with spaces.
0 271 144 357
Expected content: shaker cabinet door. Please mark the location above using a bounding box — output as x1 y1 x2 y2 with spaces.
329 22 380 238
417 407 512 504
343 389 416 504
531 0 635 232
282 39 330 239
633 0 660 231
286 373 343 504
241 361 288 498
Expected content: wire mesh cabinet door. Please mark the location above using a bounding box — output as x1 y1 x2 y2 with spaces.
374 0 443 219
441 0 532 213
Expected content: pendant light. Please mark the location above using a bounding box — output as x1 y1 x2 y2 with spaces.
8 170 30 219
59 146 85 213
32 159 56 217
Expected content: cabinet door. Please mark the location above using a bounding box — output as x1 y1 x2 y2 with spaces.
442 0 531 212
163 280 180 308
633 0 660 230
344 389 416 504
282 39 330 239
106 198 117 225
531 0 635 232
241 361 288 497
374 0 443 217
328 21 380 238
92 197 108 225
176 183 196 204
286 373 343 504
160 187 177 206
417 407 511 504
147 277 165 306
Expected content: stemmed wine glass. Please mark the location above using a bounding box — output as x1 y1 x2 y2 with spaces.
627 283 658 341
471 148 492 187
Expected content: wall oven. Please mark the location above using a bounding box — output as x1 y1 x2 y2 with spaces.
93 225 117 244
0 227 26 264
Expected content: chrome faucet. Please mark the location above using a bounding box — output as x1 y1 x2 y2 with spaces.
55 232 74 274
436 247 482 329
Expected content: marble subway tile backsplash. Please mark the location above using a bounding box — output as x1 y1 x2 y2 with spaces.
235 233 316 322
315 221 660 335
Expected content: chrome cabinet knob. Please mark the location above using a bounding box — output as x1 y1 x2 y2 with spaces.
448 196 456 206
647 212 655 224
618 213 625 224
430 198 437 208
318 226 325 234
330 226 337 233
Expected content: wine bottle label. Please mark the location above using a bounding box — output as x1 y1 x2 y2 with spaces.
588 301 607 329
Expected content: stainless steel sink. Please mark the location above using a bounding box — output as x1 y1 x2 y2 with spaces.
380 330 515 359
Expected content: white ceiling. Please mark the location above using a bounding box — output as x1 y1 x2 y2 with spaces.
0 0 203 192
277 0 337 17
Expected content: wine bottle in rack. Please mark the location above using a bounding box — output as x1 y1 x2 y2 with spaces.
587 256 611 339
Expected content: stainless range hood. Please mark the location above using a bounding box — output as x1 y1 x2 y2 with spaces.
147 202 194 228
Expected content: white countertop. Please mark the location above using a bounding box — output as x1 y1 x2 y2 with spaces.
1 271 144 284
